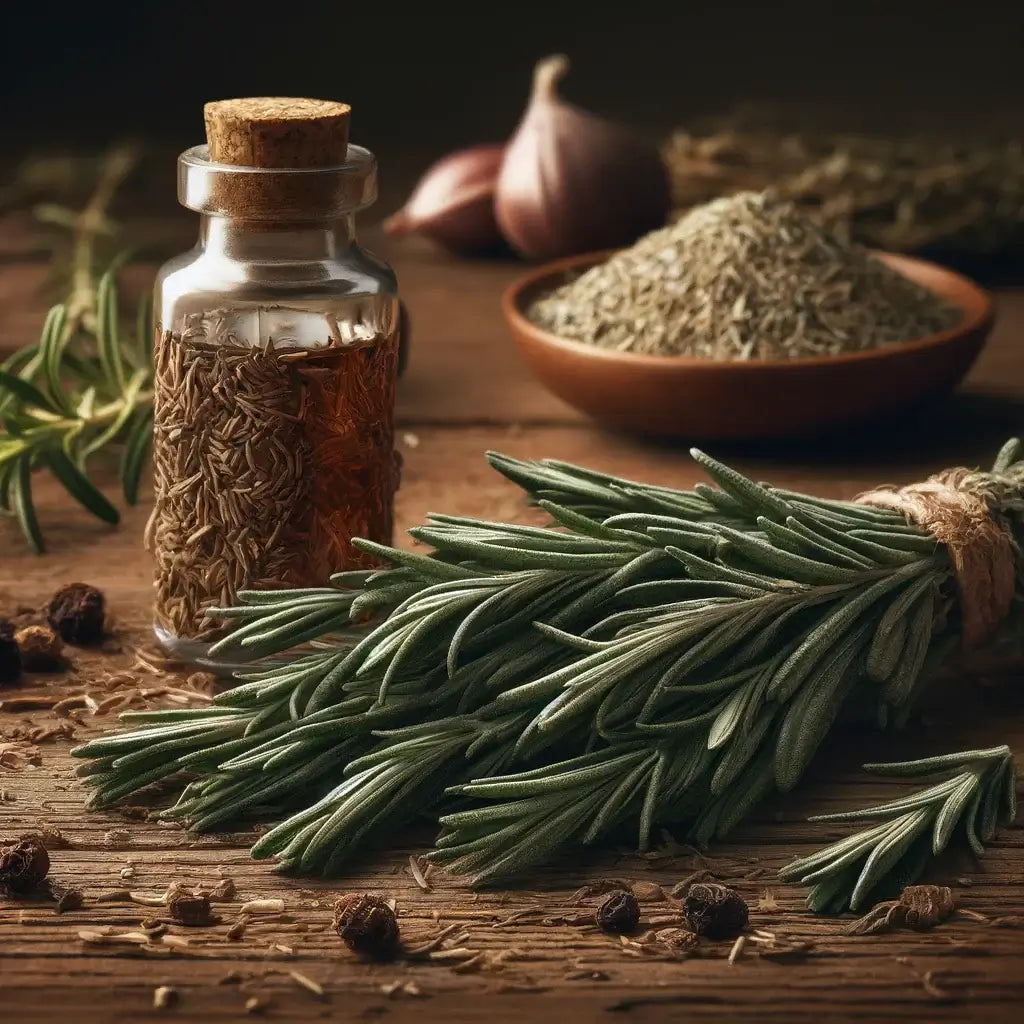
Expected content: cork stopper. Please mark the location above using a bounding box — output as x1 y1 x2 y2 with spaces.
204 97 351 168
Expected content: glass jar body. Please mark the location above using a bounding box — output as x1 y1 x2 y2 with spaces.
152 183 399 667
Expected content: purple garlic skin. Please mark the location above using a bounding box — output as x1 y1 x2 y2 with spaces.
496 54 670 261
385 144 505 255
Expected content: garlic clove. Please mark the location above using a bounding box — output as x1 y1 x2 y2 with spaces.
496 55 670 261
385 144 505 255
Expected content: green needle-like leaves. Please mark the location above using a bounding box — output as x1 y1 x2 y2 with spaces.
73 442 1024 892
0 265 153 551
780 745 1017 912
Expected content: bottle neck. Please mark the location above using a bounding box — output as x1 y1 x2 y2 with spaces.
197 216 357 261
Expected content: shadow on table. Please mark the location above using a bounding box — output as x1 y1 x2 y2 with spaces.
637 390 1024 472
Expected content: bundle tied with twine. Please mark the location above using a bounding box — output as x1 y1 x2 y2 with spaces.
858 467 1016 648
71 441 1024 896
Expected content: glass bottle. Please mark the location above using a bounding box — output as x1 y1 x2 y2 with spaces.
151 99 400 667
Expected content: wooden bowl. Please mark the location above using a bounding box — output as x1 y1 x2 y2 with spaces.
502 250 994 440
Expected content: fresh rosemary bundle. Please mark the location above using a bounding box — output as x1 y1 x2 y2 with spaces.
74 442 1024 904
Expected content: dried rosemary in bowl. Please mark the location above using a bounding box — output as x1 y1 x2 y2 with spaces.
74 438 1023 910
526 191 960 359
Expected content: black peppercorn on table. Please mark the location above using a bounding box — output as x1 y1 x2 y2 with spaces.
2 190 1024 1024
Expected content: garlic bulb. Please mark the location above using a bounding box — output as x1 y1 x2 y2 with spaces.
495 55 670 261
385 144 505 255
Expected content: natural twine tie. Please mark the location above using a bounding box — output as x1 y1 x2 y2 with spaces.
857 468 1016 649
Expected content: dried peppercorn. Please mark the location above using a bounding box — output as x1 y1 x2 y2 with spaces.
683 882 749 940
15 625 64 672
596 889 641 934
47 583 105 645
167 891 213 926
0 839 50 892
333 893 399 956
0 619 22 685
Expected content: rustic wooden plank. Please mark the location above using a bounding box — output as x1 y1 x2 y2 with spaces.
3 181 1024 1019
2 428 1023 1022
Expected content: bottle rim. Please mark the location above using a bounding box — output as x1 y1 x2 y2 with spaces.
177 144 378 220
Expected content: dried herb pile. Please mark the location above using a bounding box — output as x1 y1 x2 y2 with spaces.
664 129 1024 256
527 192 959 359
74 441 1023 908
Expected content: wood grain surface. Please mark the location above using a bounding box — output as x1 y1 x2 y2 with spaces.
1 203 1023 1023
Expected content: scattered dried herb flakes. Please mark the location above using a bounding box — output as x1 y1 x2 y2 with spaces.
23 824 68 849
14 625 63 671
683 882 749 940
239 898 285 915
528 192 960 360
630 881 666 903
47 582 106 645
749 930 815 962
168 891 214 926
0 839 50 892
846 884 956 936
103 828 131 848
210 876 236 901
54 886 85 913
596 890 641 934
0 741 42 770
333 893 400 957
380 980 423 999
651 928 698 955
150 333 398 642
153 986 179 1010
288 969 326 1001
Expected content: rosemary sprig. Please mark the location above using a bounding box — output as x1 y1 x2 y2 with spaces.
72 443 1024 895
1 145 152 551
0 269 153 552
780 746 1017 912
32 143 141 337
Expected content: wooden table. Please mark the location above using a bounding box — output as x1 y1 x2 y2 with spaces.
1 198 1024 1022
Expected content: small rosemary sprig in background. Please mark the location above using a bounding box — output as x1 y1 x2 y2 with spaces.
31 143 142 337
0 269 153 552
780 746 1017 912
1 144 153 552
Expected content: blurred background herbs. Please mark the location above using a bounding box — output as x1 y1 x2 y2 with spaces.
0 146 154 551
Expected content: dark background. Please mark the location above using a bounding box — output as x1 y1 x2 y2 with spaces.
4 3 1024 166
